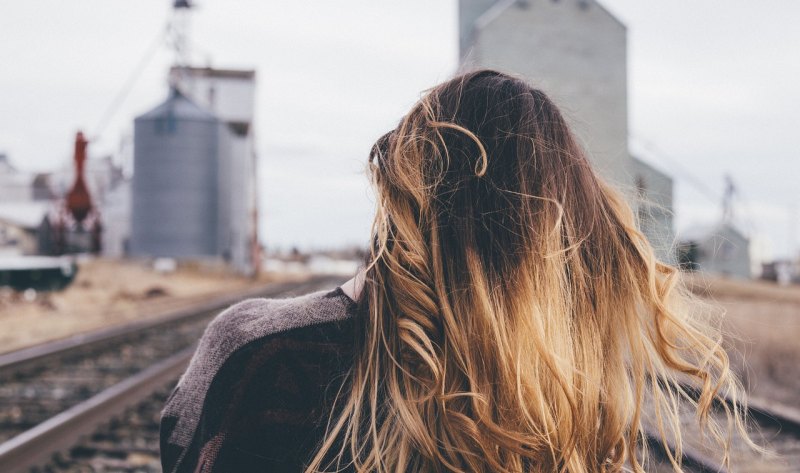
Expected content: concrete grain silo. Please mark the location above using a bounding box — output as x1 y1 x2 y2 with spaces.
459 0 677 264
131 89 220 258
459 0 631 191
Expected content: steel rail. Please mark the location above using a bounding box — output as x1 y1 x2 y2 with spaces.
744 395 800 436
644 385 800 472
0 275 347 472
0 345 195 473
644 428 730 473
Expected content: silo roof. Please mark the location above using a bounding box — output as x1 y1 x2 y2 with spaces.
136 88 218 122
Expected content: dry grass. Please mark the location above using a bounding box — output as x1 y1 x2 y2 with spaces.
681 272 800 408
0 257 309 353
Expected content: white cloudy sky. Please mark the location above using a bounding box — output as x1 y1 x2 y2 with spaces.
1 1 798 259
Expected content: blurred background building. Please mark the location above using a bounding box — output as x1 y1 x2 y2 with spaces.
677 176 752 279
460 0 631 190
129 66 258 275
0 154 53 256
1 1 260 279
124 2 259 275
678 222 750 279
171 66 259 275
3 0 786 282
0 136 110 258
460 0 709 267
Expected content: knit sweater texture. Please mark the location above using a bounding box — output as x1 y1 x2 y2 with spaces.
160 285 359 473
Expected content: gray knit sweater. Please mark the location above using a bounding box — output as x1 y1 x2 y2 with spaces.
160 285 359 473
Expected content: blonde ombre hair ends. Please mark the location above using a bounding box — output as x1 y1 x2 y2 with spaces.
305 70 754 472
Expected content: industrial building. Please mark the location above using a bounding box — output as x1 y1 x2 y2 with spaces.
130 67 259 275
632 156 676 264
0 153 54 202
0 154 52 256
0 138 108 258
677 177 752 279
171 66 259 275
678 223 751 279
458 0 677 264
0 204 47 257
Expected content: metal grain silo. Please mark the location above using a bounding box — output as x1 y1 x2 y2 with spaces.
130 89 220 258
171 66 259 275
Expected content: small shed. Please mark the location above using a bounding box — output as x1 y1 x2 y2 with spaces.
0 202 51 256
678 222 751 279
632 156 675 264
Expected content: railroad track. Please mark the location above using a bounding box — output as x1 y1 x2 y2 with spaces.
0 275 345 473
4 275 797 472
645 388 800 472
36 382 173 472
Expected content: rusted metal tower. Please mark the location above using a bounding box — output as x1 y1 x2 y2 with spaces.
65 132 92 224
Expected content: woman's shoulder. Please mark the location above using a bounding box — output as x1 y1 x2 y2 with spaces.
201 284 357 348
160 284 358 472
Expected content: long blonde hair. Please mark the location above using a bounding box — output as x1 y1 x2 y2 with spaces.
306 70 752 472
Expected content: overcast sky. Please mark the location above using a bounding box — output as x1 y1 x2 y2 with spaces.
1 1 798 259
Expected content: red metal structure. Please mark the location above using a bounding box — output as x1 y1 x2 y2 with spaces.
65 132 92 224
41 131 102 255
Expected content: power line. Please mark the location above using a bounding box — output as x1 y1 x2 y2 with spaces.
631 132 760 239
630 133 721 205
90 23 169 142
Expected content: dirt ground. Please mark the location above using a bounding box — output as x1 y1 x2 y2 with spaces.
681 273 800 409
0 258 310 354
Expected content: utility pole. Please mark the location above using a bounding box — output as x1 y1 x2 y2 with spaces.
790 202 799 261
722 174 736 224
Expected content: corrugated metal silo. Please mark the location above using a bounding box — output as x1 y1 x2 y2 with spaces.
171 66 259 275
130 89 220 258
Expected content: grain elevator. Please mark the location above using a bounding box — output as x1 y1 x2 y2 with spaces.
459 0 677 263
130 67 258 275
